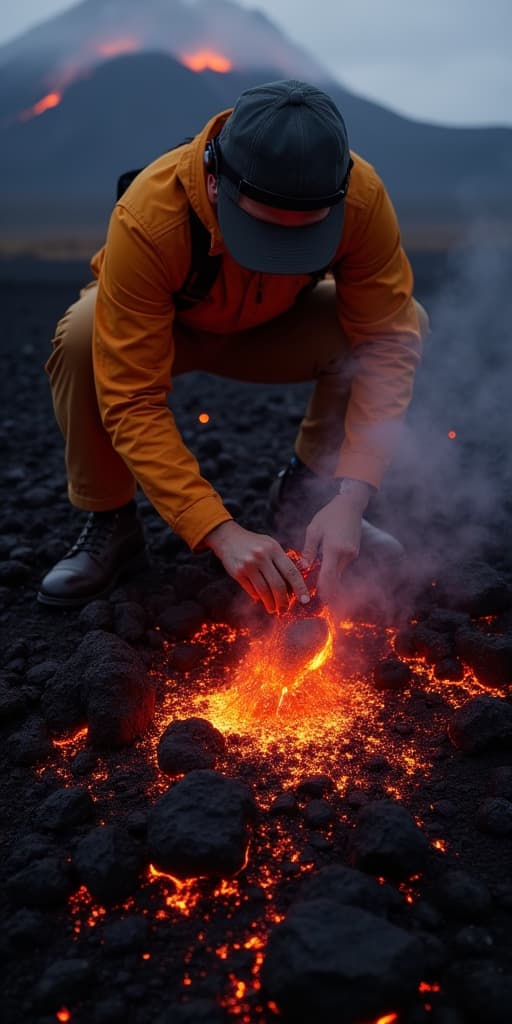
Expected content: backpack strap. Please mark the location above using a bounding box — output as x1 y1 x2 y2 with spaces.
174 208 222 311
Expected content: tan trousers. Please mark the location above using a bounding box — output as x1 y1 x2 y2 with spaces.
45 280 428 512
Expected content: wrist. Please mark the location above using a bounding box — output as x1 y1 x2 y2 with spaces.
336 477 372 511
203 518 239 555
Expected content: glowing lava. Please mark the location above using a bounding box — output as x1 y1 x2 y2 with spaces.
96 36 140 59
181 49 233 72
19 91 62 121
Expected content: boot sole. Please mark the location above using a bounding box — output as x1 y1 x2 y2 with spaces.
36 549 150 609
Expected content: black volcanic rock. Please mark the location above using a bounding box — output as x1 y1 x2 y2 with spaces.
476 797 512 836
296 774 335 798
373 657 413 690
261 899 424 1022
303 798 334 828
84 631 155 747
7 855 75 908
147 769 255 878
74 825 143 904
78 599 113 633
437 562 511 616
348 799 429 877
6 908 47 951
35 957 92 1009
269 791 299 817
455 628 512 687
42 630 154 746
103 915 150 954
298 864 400 914
157 600 204 639
113 600 147 644
430 870 492 922
447 696 512 754
489 765 512 799
279 617 329 671
157 1000 228 1024
7 717 52 765
157 717 226 775
34 785 94 832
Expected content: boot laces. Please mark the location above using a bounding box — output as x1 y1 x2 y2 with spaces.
68 513 118 559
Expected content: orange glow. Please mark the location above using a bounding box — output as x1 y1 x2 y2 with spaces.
142 952 151 960
96 36 140 58
432 838 448 852
182 49 233 73
56 1011 71 1023
448 430 457 439
198 412 210 424
52 726 88 748
375 1015 399 1024
19 91 62 121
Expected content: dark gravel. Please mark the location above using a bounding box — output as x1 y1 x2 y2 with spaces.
2 254 512 1023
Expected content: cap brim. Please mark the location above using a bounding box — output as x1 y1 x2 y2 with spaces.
217 177 345 275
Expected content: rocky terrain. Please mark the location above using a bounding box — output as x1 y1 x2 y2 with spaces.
1 247 512 1024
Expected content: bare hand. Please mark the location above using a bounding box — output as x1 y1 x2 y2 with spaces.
302 491 367 604
204 521 310 614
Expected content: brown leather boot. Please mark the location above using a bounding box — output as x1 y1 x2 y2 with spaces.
37 503 148 608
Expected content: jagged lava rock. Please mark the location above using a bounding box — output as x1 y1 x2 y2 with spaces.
278 616 329 671
103 915 149 954
74 825 143 903
447 696 512 753
7 717 52 765
7 855 75 908
489 765 512 799
436 561 511 616
455 628 512 687
430 870 492 921
303 798 334 828
157 600 204 639
35 958 92 1009
147 769 255 879
261 899 424 1023
296 774 335 798
157 1000 228 1024
42 630 155 746
157 717 226 775
113 600 146 644
34 785 94 832
349 799 429 877
476 796 512 836
298 863 401 914
373 657 413 690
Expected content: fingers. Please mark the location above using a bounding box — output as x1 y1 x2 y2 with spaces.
302 519 322 567
317 545 357 604
244 568 278 614
272 550 310 607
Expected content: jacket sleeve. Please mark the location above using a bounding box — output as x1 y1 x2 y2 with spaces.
93 203 232 548
334 177 423 488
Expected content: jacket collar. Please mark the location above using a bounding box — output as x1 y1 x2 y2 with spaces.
177 110 233 257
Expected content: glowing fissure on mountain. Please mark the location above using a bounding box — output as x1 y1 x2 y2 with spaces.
181 49 233 73
16 34 233 122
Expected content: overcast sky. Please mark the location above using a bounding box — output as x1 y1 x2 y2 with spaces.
1 0 510 126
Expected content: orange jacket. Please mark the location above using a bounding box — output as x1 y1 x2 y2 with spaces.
91 110 421 549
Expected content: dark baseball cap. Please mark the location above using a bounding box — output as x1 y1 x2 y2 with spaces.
214 79 351 275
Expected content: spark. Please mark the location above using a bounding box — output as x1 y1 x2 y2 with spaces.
198 412 210 423
448 430 457 439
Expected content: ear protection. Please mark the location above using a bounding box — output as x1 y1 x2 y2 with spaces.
204 137 219 174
